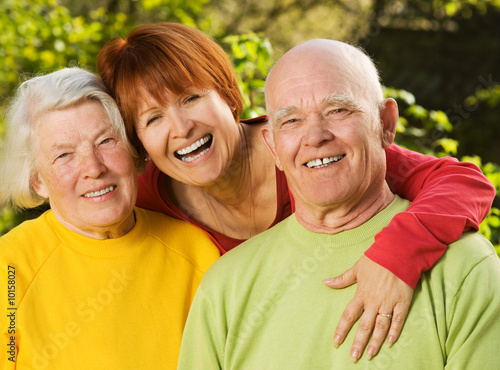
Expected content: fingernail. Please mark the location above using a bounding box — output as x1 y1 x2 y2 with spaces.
366 347 374 361
333 335 341 348
323 278 334 284
351 349 360 363
387 336 394 348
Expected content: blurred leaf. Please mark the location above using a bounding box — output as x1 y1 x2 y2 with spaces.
435 138 458 155
405 104 428 120
222 32 273 118
430 110 453 132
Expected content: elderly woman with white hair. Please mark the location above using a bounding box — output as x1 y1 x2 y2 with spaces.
0 67 219 369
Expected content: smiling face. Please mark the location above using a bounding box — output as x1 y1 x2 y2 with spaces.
263 40 397 221
32 101 138 238
135 87 242 187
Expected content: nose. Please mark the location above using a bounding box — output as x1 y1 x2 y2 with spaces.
169 108 195 139
303 115 335 147
81 150 106 178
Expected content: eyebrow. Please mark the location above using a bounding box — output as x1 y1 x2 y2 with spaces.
48 142 73 155
137 102 161 118
270 106 298 126
48 126 115 152
322 94 361 111
137 94 164 119
138 108 155 118
270 94 361 126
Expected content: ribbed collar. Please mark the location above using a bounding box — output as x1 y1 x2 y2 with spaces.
45 207 149 258
286 196 410 249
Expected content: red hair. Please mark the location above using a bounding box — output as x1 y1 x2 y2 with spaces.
97 23 243 159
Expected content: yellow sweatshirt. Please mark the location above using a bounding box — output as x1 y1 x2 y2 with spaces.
0 207 219 369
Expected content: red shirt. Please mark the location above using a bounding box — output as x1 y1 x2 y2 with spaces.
137 116 495 288
137 164 292 252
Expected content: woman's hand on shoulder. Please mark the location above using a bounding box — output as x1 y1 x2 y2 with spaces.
323 255 414 362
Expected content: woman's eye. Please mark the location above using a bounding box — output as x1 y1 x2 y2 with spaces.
146 116 160 126
185 95 200 104
100 138 113 145
54 152 71 162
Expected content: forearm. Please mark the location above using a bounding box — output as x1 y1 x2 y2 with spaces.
373 144 495 288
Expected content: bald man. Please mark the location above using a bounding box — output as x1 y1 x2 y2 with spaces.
178 39 500 369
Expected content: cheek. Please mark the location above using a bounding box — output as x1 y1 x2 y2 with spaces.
275 133 301 165
38 171 72 199
110 150 138 177
343 125 372 149
139 128 166 154
135 129 149 148
53 160 82 180
51 173 79 197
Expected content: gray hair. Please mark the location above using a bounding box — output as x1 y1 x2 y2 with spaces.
343 43 386 116
0 67 141 210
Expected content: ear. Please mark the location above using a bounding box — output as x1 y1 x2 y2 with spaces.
380 98 399 148
260 124 283 171
31 172 49 199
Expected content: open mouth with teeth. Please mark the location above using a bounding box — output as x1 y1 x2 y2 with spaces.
175 134 213 163
305 155 345 169
82 185 116 198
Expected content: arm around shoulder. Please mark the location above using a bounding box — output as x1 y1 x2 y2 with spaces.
369 144 496 288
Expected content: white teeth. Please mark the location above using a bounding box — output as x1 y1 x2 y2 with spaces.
176 134 211 156
306 155 345 168
310 159 322 167
83 186 115 198
181 148 210 162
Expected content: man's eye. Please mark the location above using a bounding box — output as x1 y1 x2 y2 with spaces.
57 153 69 159
330 108 349 115
276 118 300 131
281 118 298 126
331 108 352 116
325 108 353 120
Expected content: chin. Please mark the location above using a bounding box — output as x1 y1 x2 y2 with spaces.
91 207 133 225
191 168 227 186
304 190 353 207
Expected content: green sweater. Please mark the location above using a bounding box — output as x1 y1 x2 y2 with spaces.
178 196 500 369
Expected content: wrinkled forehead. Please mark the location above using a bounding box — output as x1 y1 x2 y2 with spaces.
36 101 112 136
266 52 368 115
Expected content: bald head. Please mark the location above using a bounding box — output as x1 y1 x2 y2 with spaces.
265 39 384 127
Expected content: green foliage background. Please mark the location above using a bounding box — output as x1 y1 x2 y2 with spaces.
0 0 499 256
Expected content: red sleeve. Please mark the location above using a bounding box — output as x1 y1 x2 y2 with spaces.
365 144 496 288
136 162 168 213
